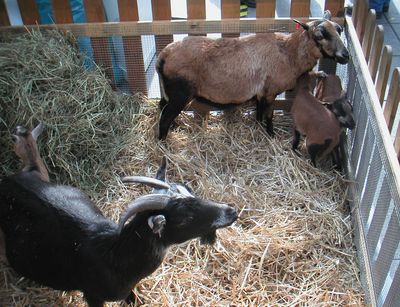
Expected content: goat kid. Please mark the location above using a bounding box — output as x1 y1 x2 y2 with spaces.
0 124 237 307
291 72 355 168
156 10 349 140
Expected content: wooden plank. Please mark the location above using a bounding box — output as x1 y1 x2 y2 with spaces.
187 0 205 36
152 0 173 55
187 0 206 19
256 0 275 18
0 18 345 37
362 10 376 62
0 0 10 26
376 45 392 105
290 0 310 17
383 68 400 132
51 0 73 24
356 0 368 43
221 0 240 38
395 120 400 163
368 25 384 82
118 0 147 95
324 0 344 17
17 0 40 25
346 14 400 200
83 0 115 86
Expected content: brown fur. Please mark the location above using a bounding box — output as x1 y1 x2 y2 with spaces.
315 74 343 102
291 72 341 161
14 127 49 182
156 13 348 139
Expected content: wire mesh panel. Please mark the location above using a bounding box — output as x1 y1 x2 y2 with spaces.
344 17 400 307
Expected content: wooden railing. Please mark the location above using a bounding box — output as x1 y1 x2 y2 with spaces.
351 0 400 162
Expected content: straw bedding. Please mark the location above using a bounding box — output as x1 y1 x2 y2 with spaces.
0 30 364 306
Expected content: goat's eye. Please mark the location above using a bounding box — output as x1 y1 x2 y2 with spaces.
336 25 342 34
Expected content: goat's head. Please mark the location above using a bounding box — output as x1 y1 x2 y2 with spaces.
120 157 238 245
326 91 356 129
293 10 349 64
13 123 44 167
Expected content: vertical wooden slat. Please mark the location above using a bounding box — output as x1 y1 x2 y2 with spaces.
152 0 173 55
395 122 400 163
118 0 147 95
187 0 206 19
256 0 275 18
324 0 344 17
376 46 392 105
362 10 377 62
187 0 206 36
51 0 73 24
368 25 384 82
17 0 40 25
290 0 310 17
221 0 240 38
83 0 115 85
356 0 368 43
0 0 10 26
383 69 400 132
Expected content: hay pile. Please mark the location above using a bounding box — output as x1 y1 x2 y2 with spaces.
0 30 364 306
0 30 143 192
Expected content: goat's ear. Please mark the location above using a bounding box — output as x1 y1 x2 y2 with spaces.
292 19 309 31
148 215 166 237
323 10 332 20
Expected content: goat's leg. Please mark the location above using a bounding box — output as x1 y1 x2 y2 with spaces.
256 97 274 136
292 129 301 155
331 146 342 171
159 102 189 140
84 295 104 307
256 97 266 122
125 290 138 305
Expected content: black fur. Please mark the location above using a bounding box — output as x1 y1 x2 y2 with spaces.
0 170 237 307
307 139 332 167
158 75 194 140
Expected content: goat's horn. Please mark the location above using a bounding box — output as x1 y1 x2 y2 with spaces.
118 194 170 231
122 176 170 189
155 156 167 181
31 122 45 140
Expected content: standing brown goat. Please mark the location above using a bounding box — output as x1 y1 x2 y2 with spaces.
156 10 349 140
291 72 355 168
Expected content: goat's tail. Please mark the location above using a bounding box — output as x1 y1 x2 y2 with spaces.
156 58 169 104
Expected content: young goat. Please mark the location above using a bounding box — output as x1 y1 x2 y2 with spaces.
156 10 349 140
291 72 355 168
0 124 237 307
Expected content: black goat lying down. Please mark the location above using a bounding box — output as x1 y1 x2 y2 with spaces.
0 123 238 307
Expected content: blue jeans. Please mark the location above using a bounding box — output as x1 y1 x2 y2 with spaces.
369 0 390 12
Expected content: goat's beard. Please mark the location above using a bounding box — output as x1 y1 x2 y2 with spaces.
200 231 217 245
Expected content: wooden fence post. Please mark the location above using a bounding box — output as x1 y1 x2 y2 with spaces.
324 0 344 17
368 25 384 82
376 46 392 105
187 0 206 36
51 0 73 23
290 0 310 17
118 0 148 95
0 0 10 26
17 0 40 25
384 68 400 132
152 0 173 55
256 0 275 18
221 0 240 38
83 0 115 86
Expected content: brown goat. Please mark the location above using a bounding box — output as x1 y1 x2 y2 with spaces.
156 10 349 140
12 123 49 182
291 72 355 168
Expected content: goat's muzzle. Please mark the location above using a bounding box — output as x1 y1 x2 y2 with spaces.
335 48 350 64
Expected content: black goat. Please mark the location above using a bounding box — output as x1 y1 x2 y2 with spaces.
0 124 238 307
